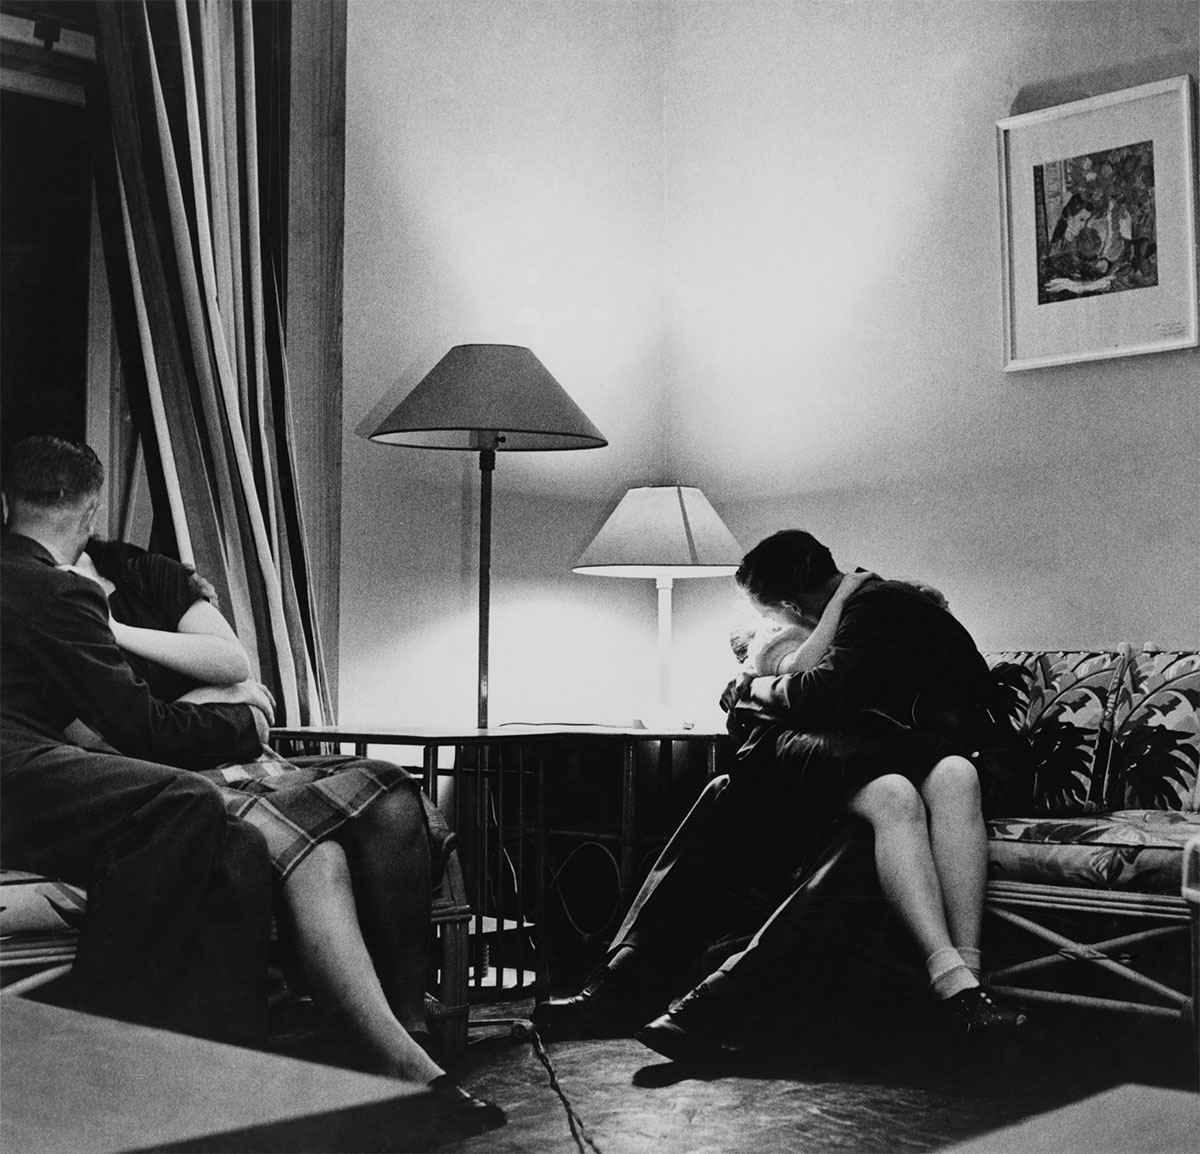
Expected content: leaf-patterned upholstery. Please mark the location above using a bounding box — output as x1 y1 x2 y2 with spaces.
984 647 1199 894
987 810 1200 894
1108 651 1200 812
986 649 1128 816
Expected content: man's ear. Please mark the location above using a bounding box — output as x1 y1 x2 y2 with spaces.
78 497 101 536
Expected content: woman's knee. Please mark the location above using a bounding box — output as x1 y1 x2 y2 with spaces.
922 756 982 809
291 838 353 889
359 787 425 843
849 773 926 826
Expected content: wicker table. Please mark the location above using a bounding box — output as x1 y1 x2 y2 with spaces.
272 724 727 1001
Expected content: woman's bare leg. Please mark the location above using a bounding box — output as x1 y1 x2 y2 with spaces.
337 787 432 1034
847 773 954 958
281 838 442 1083
919 755 988 955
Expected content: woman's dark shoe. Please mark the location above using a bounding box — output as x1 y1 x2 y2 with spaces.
427 1074 506 1144
943 987 1028 1036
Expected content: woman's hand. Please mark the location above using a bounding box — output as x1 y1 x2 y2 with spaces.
834 569 875 603
177 680 276 727
720 670 756 713
183 564 220 608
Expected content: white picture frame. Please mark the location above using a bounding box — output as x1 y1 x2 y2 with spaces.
996 75 1198 372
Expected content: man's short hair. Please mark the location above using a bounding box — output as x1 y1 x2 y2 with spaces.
735 530 837 604
3 436 104 511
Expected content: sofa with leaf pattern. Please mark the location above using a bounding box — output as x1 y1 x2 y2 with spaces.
981 645 1199 1053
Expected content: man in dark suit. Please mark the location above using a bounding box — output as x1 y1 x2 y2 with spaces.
1 436 274 1044
535 529 1031 1062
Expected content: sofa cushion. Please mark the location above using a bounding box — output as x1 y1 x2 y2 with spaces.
987 650 1127 815
0 870 86 937
987 809 1200 894
1107 651 1200 813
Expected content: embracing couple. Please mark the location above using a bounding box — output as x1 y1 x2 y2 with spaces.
0 436 506 1143
534 528 1034 1063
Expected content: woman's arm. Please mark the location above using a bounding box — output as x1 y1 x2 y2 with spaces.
68 550 252 686
109 599 252 686
773 569 873 675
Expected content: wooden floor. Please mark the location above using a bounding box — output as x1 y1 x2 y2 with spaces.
263 977 1197 1154
432 997 1195 1154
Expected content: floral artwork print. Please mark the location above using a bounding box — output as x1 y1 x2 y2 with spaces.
1033 140 1157 304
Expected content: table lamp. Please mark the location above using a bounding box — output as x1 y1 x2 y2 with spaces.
574 485 742 727
367 344 607 728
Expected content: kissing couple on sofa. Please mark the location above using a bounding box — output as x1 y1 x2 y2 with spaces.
0 435 505 1144
534 528 1036 1063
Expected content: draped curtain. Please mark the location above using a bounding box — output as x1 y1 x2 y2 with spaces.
89 0 329 725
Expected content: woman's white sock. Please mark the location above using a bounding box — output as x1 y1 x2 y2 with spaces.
926 946 978 1000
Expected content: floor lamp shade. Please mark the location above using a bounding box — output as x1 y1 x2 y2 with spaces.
574 486 742 723
367 344 606 452
367 344 607 727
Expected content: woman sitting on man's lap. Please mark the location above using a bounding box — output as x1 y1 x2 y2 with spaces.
66 539 504 1140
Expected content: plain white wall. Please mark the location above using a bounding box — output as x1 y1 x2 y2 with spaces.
658 1 1199 717
341 1 1200 730
341 0 672 727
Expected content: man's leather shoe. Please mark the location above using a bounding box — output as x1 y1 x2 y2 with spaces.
531 964 646 1036
634 979 741 1064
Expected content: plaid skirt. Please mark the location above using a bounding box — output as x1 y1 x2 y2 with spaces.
199 749 421 880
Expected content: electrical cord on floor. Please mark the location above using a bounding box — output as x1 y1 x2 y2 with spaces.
505 1020 604 1154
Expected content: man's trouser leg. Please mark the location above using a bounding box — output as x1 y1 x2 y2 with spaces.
0 745 272 1043
607 773 784 986
607 774 731 963
163 814 273 1044
715 820 878 999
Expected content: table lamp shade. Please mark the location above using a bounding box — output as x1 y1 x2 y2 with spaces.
574 485 741 726
574 486 742 578
367 344 607 451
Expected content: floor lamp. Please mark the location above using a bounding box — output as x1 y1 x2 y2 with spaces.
573 485 742 727
367 344 607 729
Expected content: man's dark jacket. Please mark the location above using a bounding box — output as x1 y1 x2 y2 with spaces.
730 575 1031 816
1 533 262 769
0 533 272 1043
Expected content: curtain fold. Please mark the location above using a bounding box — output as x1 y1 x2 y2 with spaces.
91 0 329 725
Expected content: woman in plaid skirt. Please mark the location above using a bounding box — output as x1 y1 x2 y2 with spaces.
64 540 505 1139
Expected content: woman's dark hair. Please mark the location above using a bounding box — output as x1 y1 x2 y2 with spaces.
735 530 837 605
3 436 104 510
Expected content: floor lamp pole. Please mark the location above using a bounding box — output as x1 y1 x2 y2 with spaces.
477 448 495 730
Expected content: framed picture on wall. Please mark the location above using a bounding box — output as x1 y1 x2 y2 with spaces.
996 75 1197 372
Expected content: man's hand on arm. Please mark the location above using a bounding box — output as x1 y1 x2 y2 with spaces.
33 576 265 769
176 679 276 726
249 705 270 746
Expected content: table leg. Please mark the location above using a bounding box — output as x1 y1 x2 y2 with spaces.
423 743 438 802
620 740 637 900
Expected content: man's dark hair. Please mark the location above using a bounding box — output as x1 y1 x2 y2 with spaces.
735 530 837 604
3 436 104 511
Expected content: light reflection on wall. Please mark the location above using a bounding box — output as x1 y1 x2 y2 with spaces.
338 593 656 730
